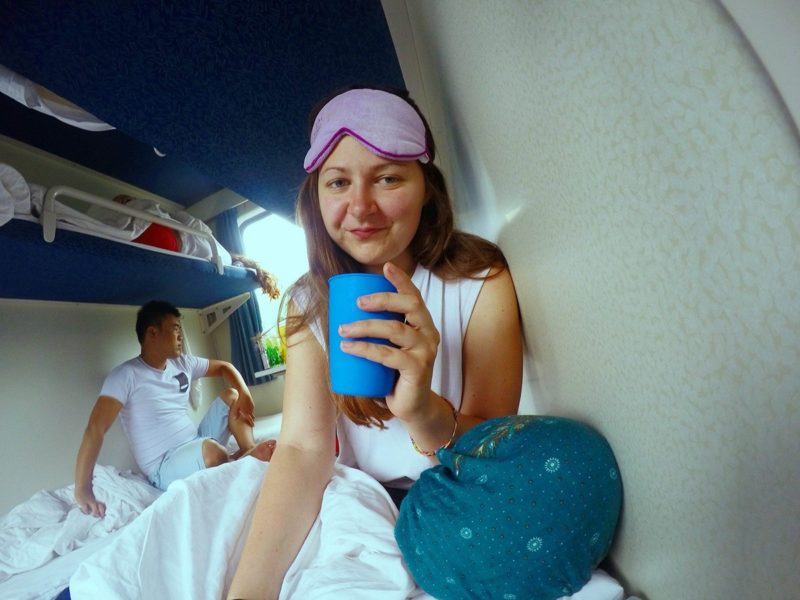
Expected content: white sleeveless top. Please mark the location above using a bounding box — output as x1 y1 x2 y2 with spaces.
300 263 490 489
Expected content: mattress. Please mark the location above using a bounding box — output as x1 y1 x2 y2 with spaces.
0 217 258 308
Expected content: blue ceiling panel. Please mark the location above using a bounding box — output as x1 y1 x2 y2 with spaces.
0 1 405 217
0 93 222 207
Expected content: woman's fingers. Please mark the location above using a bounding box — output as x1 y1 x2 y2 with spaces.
356 262 435 332
356 291 417 314
382 261 416 295
339 319 422 348
340 339 427 375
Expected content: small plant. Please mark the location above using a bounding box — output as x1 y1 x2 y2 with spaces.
258 323 286 368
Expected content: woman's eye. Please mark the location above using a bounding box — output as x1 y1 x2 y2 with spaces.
328 179 347 189
380 175 400 184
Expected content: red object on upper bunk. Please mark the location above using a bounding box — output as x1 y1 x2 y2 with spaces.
133 223 181 252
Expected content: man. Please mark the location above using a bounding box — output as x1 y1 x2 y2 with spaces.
74 300 274 517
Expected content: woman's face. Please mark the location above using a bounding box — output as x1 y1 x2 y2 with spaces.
317 135 427 275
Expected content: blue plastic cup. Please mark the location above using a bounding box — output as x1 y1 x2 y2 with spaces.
328 273 404 397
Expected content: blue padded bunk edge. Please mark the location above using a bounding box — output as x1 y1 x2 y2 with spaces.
0 219 259 308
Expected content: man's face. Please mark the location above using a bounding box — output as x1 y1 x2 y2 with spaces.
153 314 183 358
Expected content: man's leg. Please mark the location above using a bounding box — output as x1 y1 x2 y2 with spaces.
206 388 276 461
202 439 229 467
219 388 275 460
219 388 258 453
151 438 210 491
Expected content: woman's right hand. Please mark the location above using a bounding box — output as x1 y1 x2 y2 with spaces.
338 261 440 422
75 485 106 518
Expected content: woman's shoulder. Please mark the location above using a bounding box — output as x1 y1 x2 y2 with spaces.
285 274 314 310
428 230 508 283
438 232 514 318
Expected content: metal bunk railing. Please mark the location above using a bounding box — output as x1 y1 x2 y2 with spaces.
41 185 225 275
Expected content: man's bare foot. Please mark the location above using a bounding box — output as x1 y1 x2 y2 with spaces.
239 439 276 462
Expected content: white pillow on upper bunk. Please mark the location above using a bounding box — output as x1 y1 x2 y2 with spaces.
0 163 31 226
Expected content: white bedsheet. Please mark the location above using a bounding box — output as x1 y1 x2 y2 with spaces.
0 465 160 583
71 458 625 600
0 529 122 600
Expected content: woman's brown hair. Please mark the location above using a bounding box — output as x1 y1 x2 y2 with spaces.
279 85 507 428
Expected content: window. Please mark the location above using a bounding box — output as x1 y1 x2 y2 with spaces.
241 213 308 338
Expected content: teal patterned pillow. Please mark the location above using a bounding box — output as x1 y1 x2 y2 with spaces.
395 415 622 600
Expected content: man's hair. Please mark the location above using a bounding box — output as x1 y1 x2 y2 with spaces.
136 301 181 343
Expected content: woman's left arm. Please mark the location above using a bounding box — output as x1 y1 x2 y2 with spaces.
462 266 523 420
403 266 523 455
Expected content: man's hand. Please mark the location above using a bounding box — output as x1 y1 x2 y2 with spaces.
75 485 107 518
233 394 256 426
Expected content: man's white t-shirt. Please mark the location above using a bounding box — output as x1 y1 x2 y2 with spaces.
100 354 209 476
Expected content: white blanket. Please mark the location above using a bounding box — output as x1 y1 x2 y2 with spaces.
0 163 32 226
0 465 160 582
71 458 428 599
71 458 625 600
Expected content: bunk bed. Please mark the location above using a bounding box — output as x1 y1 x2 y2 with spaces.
0 180 259 310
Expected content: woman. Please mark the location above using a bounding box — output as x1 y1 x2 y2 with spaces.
229 87 621 600
228 86 523 598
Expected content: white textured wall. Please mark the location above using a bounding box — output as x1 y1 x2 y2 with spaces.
383 1 800 598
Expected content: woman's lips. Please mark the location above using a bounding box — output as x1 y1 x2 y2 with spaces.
349 227 384 240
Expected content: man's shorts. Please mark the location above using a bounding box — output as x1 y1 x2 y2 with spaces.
149 397 231 491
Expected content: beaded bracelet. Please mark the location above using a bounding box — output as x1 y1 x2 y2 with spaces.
409 399 459 457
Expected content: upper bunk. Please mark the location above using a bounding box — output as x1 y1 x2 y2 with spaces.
0 1 404 311
0 215 258 309
0 133 261 310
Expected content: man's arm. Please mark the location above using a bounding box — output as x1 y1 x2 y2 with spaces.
204 359 255 425
74 395 123 517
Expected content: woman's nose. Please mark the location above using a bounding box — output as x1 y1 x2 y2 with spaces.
347 183 377 218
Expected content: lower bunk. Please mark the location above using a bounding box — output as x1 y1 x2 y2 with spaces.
1 457 626 600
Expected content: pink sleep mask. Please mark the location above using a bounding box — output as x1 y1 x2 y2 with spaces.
303 88 430 173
